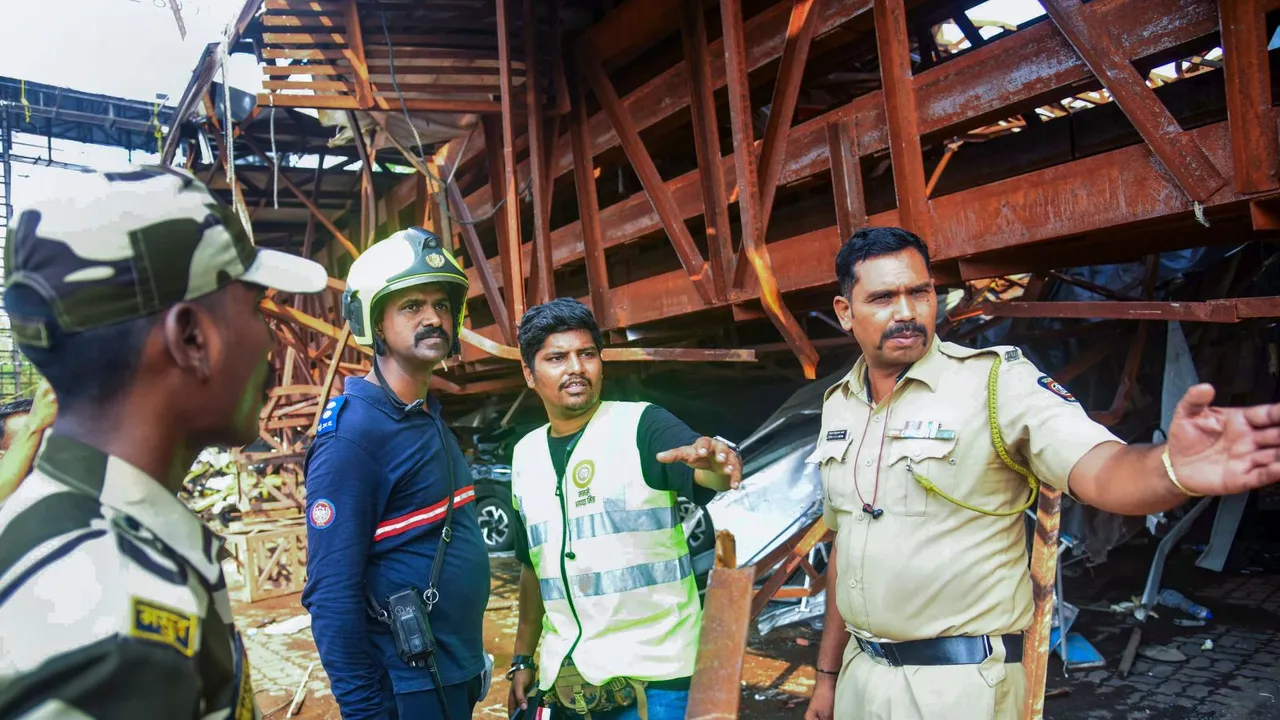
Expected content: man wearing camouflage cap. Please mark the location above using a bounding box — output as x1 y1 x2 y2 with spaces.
0 165 328 719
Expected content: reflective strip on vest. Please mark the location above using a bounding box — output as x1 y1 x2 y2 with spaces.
373 486 476 541
527 505 679 550
539 554 693 602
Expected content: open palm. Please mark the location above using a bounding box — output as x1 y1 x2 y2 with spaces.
1166 383 1280 496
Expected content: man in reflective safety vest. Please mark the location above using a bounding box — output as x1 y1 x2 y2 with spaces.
506 298 743 720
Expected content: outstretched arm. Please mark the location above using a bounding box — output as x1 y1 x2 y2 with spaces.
656 436 742 491
1070 384 1280 515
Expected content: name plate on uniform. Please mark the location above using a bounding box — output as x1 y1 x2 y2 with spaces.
887 420 955 440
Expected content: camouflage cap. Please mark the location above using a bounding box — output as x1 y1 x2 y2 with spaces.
3 165 328 347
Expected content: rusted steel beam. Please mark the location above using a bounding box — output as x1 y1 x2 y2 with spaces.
601 347 756 362
748 517 832 620
720 0 821 379
1022 486 1063 720
827 116 866 242
579 41 714 306
1040 0 1226 202
687 531 754 720
584 0 683 69
873 0 931 239
458 0 874 213
459 0 1218 298
585 118 1256 329
980 298 1280 322
569 63 616 329
756 0 820 238
1219 0 1279 194
448 180 515 345
524 0 554 305
682 0 734 300
1089 321 1148 427
496 0 527 325
342 0 372 108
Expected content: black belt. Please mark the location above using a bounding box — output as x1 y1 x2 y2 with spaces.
854 634 1023 667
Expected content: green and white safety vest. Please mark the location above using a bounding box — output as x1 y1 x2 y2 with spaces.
511 401 703 691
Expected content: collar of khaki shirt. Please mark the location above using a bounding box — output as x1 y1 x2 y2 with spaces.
827 336 947 405
34 432 226 586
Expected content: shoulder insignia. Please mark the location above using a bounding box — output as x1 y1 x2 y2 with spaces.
308 498 336 529
1004 348 1020 362
130 596 199 657
1038 375 1078 403
315 395 347 436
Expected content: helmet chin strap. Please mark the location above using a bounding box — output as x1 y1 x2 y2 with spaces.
372 347 427 414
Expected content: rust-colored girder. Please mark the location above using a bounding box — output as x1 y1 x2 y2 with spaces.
1040 0 1226 202
687 532 754 720
1219 0 1279 194
1022 487 1063 720
579 40 715 306
524 0 555 306
568 64 616 328
495 0 527 326
873 0 931 239
592 117 1254 329
981 297 1280 322
682 0 734 301
754 0 820 245
720 0 820 379
827 116 867 243
241 137 361 260
461 0 1219 302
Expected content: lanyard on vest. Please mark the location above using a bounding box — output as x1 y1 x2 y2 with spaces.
553 427 586 560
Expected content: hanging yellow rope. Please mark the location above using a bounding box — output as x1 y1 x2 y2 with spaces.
909 354 1041 517
19 80 31 124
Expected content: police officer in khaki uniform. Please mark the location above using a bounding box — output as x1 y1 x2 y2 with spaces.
804 226 1280 720
0 165 328 718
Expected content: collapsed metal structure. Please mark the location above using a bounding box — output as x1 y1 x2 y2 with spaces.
151 0 1280 715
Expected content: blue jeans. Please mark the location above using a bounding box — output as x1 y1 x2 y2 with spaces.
550 688 689 720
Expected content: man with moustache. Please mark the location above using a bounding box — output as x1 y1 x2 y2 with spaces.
803 226 1280 720
0 164 329 718
302 227 490 720
505 297 742 720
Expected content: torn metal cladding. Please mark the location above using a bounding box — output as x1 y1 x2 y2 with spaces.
460 0 1214 303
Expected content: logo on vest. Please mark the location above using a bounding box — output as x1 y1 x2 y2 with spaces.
571 460 597 507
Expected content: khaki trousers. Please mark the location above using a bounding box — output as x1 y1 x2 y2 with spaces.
833 636 1026 720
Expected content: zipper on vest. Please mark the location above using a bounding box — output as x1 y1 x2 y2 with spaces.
555 476 585 662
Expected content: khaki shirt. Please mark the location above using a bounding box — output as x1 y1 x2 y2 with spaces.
809 339 1120 643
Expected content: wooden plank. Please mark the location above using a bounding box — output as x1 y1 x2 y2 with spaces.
569 65 616 328
827 117 866 242
720 0 820 380
1219 0 1279 193
496 0 527 325
682 0 733 301
580 41 713 305
262 64 347 76
262 80 353 91
262 48 351 60
262 14 344 27
873 0 931 239
1040 0 1226 202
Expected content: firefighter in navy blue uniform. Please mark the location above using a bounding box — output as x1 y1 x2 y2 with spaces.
301 228 491 720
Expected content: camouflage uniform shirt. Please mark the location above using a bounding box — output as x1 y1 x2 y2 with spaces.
0 434 258 719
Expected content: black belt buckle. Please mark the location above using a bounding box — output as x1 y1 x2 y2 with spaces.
857 637 900 666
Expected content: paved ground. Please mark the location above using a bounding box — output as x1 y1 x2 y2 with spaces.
231 540 1280 719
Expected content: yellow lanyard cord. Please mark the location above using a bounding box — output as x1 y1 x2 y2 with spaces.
909 354 1040 517
20 80 31 124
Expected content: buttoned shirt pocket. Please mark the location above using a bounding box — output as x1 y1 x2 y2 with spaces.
883 436 958 516
806 435 857 516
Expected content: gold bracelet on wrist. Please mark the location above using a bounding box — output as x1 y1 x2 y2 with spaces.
1161 447 1203 497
